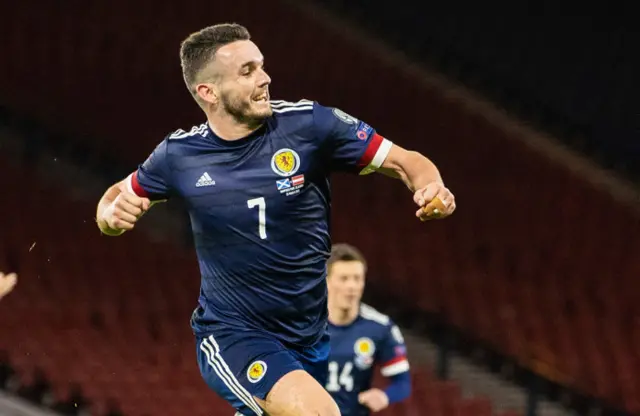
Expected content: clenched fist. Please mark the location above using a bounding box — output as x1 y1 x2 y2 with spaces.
358 388 389 412
414 182 456 221
102 186 151 233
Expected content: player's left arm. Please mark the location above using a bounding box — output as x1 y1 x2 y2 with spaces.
314 103 455 221
376 143 456 222
359 324 412 412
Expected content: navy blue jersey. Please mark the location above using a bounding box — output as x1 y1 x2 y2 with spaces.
327 304 410 416
126 100 393 347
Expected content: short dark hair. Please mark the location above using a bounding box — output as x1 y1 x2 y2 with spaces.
179 23 251 94
328 243 367 272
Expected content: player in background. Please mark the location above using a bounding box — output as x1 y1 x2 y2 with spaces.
326 244 411 415
0 271 17 300
95 23 455 416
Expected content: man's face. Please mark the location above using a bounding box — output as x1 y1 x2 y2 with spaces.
212 40 272 124
327 260 366 311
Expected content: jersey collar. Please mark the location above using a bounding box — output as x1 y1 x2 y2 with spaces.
206 120 269 148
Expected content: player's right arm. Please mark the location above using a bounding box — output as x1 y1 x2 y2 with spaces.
96 138 172 236
96 180 151 236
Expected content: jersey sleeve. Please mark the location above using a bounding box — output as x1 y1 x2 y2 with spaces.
313 103 393 175
378 323 410 378
125 138 172 201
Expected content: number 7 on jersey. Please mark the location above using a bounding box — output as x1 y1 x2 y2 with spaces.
247 197 267 240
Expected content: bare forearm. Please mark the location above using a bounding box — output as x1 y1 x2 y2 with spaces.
376 143 455 219
399 151 443 192
379 150 443 192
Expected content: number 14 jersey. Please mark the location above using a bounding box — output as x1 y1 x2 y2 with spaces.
327 304 410 415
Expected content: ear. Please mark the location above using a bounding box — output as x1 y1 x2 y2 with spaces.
195 82 218 106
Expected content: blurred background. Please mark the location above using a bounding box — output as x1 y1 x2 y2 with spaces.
0 2 638 416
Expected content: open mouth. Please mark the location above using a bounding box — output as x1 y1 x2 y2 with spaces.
252 92 269 103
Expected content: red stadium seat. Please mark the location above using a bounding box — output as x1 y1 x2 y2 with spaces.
1 1 638 412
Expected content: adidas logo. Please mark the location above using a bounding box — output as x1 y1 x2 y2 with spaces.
196 172 216 187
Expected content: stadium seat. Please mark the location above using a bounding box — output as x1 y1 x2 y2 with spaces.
1 0 638 412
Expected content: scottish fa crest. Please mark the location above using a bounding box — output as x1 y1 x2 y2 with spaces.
271 148 301 177
354 337 375 370
247 360 267 383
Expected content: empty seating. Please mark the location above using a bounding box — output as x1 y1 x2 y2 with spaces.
0 0 637 413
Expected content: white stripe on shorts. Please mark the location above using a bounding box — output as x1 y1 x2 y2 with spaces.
200 336 264 415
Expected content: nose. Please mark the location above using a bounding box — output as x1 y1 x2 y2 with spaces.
257 68 271 88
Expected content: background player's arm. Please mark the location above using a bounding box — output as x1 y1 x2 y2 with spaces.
381 372 411 403
359 324 412 411
358 372 411 412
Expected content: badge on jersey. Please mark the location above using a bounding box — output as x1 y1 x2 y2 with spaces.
395 345 407 356
247 360 268 384
332 108 359 125
272 148 305 196
275 174 305 196
354 337 375 370
271 148 301 177
356 122 373 141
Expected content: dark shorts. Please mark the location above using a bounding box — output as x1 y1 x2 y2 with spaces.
196 326 330 416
